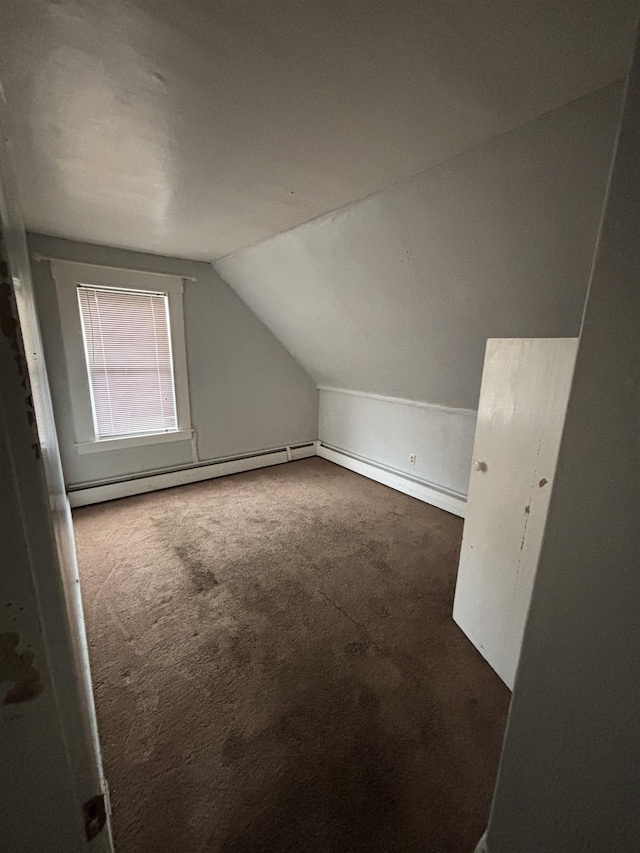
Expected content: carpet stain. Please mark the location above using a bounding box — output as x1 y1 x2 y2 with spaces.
73 458 511 852
343 641 369 658
171 540 219 590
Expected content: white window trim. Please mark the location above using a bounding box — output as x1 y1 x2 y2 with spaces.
51 260 193 454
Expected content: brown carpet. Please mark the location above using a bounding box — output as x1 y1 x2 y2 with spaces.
73 458 510 853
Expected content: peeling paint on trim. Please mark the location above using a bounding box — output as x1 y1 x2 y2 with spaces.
0 631 43 704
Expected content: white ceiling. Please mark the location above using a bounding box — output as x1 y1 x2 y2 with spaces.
1 1 638 261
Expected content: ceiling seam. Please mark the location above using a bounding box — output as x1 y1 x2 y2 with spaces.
211 76 626 266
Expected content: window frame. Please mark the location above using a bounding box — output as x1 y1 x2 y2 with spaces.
51 260 192 454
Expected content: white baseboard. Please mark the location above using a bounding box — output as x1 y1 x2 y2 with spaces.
317 443 467 518
68 443 316 507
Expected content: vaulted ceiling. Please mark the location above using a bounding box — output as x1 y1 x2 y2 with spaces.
215 83 623 407
1 0 638 261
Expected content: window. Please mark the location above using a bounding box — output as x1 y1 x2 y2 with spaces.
52 260 192 453
78 286 178 438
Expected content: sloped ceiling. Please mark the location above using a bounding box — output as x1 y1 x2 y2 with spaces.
0 0 638 260
215 84 624 408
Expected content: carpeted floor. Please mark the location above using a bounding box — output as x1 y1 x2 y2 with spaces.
73 458 510 853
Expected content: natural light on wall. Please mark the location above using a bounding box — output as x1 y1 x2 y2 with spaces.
77 285 178 438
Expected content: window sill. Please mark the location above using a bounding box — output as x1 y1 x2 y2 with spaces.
76 429 193 455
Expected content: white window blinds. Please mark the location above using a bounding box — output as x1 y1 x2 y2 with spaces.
77 285 178 438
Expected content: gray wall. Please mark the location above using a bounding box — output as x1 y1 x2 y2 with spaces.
482 37 640 852
216 82 623 411
30 234 318 488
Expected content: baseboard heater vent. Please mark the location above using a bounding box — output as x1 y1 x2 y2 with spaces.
317 442 467 518
287 442 317 461
68 442 318 508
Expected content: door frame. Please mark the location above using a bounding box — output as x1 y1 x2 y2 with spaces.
0 89 113 850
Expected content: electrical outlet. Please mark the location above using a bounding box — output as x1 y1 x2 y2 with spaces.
409 454 416 465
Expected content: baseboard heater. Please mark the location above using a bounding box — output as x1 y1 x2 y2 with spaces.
68 440 466 517
67 442 317 507
316 442 467 518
